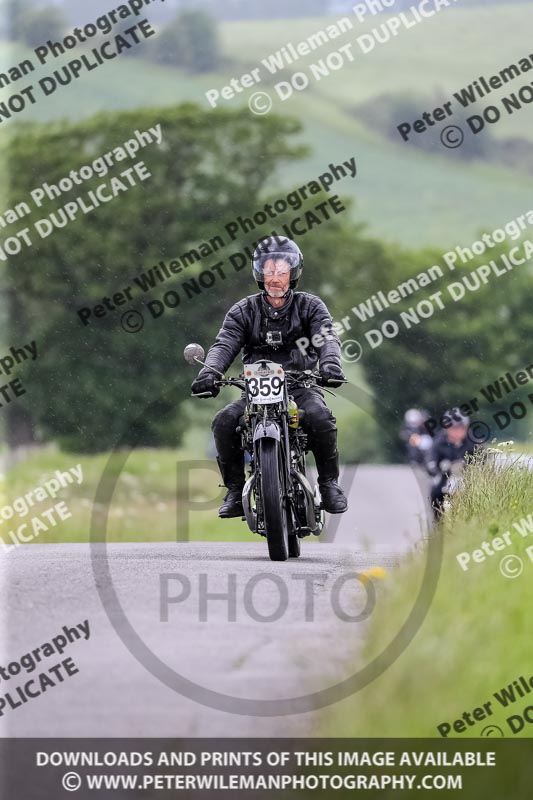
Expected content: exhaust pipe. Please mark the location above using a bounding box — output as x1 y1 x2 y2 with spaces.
291 469 320 533
241 474 256 532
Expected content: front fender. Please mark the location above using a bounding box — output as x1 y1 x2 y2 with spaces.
253 421 281 442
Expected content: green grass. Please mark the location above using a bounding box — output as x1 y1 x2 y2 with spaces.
2 5 533 247
0 441 253 546
228 6 533 142
0 359 372 548
321 444 533 737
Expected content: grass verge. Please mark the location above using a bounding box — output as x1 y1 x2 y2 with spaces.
322 444 533 737
0 442 253 546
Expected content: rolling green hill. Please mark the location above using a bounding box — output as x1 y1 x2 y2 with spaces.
1 4 532 247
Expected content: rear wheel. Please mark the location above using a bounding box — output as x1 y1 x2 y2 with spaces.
259 438 289 562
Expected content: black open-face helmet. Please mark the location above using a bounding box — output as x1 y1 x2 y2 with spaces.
251 236 303 291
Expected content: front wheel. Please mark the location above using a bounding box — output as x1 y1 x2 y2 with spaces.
259 438 289 562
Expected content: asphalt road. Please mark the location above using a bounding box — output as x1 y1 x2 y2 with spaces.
0 465 432 737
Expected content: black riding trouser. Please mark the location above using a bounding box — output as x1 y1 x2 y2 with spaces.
211 387 337 466
430 475 446 518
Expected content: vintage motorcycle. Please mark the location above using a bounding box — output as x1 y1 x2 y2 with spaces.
429 457 465 519
438 458 465 512
184 343 342 561
406 431 433 466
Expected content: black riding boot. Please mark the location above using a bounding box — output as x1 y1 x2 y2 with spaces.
217 455 245 518
312 431 348 514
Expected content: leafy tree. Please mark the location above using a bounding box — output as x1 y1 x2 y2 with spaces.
7 104 528 461
177 10 220 72
5 105 306 451
154 10 221 72
10 2 67 46
352 242 533 458
353 92 533 174
353 93 495 161
5 0 30 40
196 0 330 20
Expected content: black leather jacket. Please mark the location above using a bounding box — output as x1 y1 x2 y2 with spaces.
200 290 342 376
425 430 477 476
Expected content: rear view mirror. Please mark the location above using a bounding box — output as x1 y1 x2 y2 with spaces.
183 343 205 365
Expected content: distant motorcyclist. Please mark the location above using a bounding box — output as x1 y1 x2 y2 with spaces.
191 235 348 518
425 408 477 517
400 408 432 465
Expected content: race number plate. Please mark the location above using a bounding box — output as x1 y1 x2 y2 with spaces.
244 362 285 405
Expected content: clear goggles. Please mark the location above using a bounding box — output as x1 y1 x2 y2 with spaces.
254 253 299 277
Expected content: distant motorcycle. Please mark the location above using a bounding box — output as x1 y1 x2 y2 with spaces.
400 408 432 465
432 458 465 514
406 432 433 465
185 343 344 561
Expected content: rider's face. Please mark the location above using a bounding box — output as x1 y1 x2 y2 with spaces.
263 258 291 298
447 426 468 445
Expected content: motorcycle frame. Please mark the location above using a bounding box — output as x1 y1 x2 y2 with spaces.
240 369 321 536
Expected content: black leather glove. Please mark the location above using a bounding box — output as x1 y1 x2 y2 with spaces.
191 371 219 398
319 363 346 388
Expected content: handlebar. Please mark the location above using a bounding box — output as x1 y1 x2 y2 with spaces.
191 369 348 398
214 377 246 390
190 376 246 398
287 370 349 389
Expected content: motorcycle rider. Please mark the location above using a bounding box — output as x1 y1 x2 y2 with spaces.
399 408 432 465
191 235 348 518
425 408 477 517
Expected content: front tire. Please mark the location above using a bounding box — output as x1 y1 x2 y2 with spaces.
259 438 289 562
